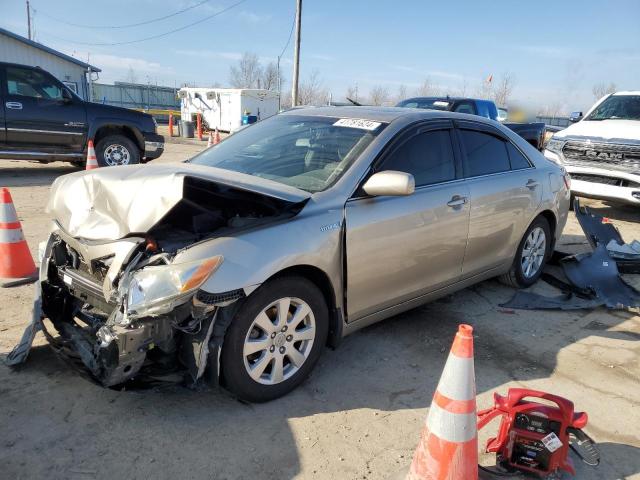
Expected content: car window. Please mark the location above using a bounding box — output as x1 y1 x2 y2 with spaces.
506 143 532 170
382 130 456 187
459 129 510 177
190 114 384 193
454 102 475 115
6 67 63 100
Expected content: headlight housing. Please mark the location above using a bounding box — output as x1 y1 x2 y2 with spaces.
126 256 223 317
546 138 566 154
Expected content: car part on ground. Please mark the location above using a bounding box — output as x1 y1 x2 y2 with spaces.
503 199 640 311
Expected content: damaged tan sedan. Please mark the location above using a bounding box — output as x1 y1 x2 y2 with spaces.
9 107 570 402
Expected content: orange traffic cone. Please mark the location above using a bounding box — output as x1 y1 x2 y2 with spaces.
407 324 478 480
0 188 38 287
214 127 221 145
86 140 99 170
207 131 214 148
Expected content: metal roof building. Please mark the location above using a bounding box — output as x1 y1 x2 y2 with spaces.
0 27 100 100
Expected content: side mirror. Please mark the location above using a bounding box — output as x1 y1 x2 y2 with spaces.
362 171 415 197
569 111 583 123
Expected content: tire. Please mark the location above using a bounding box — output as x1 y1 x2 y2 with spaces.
500 216 551 288
221 276 329 402
95 134 140 167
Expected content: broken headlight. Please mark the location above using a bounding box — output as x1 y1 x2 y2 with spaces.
126 256 223 317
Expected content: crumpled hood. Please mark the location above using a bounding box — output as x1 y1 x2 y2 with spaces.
556 119 640 143
48 162 311 240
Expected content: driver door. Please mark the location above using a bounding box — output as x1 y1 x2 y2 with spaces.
345 122 470 321
4 65 86 151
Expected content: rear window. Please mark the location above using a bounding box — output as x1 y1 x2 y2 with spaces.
507 143 532 170
459 130 511 177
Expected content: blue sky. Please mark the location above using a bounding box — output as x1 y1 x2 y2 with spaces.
2 0 639 112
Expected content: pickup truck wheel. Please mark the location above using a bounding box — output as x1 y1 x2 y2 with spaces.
221 276 328 402
95 135 140 167
500 217 551 288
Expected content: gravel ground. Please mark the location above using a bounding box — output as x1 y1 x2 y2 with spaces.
1 144 639 480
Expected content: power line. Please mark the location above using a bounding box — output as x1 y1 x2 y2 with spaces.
35 0 214 29
278 7 296 59
42 0 250 46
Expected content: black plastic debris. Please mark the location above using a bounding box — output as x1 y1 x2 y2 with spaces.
561 245 640 309
501 291 603 310
573 198 623 249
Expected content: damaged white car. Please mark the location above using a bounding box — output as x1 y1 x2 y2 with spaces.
9 107 570 402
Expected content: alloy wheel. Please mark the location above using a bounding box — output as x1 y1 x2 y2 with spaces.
103 143 131 166
521 226 546 279
243 297 316 385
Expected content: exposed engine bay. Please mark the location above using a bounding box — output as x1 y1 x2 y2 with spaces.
17 173 306 387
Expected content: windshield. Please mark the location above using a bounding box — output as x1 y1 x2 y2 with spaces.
189 114 384 193
396 98 451 111
585 95 640 121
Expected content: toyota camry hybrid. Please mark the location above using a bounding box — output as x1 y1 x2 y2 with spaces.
10 107 570 402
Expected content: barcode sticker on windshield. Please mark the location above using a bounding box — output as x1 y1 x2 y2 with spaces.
333 118 382 130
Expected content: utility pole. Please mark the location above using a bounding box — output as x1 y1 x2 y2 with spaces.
291 0 302 106
26 0 32 40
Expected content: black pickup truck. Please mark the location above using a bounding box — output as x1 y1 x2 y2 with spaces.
396 96 547 150
0 62 164 166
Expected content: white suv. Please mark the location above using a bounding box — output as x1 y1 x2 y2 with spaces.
545 92 640 204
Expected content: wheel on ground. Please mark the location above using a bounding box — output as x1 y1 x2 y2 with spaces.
500 216 551 288
95 135 140 167
221 276 328 402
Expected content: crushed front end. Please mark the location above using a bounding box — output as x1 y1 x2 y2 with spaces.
35 226 237 387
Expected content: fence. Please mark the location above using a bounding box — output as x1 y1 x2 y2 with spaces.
91 81 180 111
536 115 571 128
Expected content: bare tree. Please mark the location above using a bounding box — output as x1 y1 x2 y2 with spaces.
345 84 358 102
492 72 516 107
592 82 617 101
395 84 408 104
298 70 327 105
416 77 439 97
261 62 279 91
369 85 390 106
229 52 263 89
124 66 138 84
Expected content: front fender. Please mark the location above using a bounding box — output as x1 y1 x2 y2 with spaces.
174 208 345 306
89 118 146 149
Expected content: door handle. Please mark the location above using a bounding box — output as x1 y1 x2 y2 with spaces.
526 179 539 190
447 195 468 208
5 102 23 110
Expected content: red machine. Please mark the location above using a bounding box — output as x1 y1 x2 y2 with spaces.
477 388 599 477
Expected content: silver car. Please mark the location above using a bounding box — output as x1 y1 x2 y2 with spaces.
13 107 570 401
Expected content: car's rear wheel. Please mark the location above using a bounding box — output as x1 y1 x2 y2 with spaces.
221 276 328 402
95 135 140 167
500 216 551 288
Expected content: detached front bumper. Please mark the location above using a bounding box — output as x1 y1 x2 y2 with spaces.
144 133 165 160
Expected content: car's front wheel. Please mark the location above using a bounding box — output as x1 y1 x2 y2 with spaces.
500 216 551 288
221 276 328 402
95 134 140 167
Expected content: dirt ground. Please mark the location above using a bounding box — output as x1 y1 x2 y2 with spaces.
1 142 639 480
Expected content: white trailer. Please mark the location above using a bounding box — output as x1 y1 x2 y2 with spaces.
178 87 279 132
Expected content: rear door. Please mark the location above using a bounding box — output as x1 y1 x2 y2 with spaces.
456 121 542 277
4 65 86 151
345 121 470 321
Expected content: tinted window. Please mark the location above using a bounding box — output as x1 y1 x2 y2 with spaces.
507 143 531 170
459 129 510 177
454 102 475 115
6 67 63 100
382 130 456 186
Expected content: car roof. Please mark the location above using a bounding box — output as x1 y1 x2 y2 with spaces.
612 91 640 96
280 105 479 123
400 96 490 103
